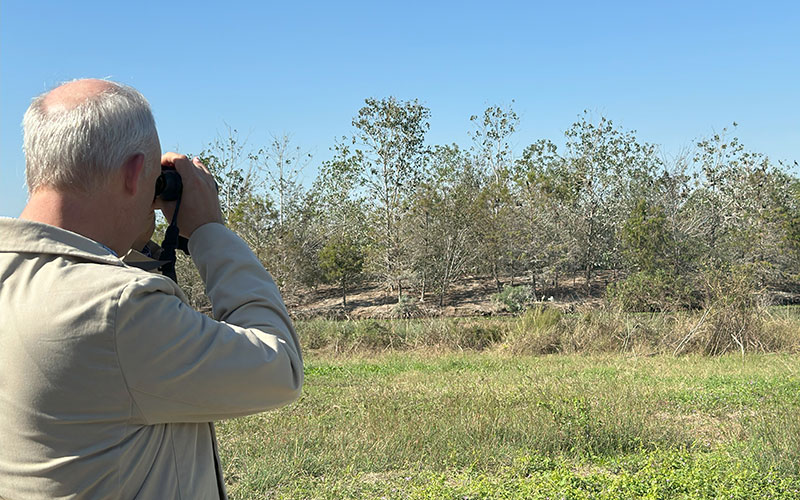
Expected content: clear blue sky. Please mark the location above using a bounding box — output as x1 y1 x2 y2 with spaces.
2 0 798 217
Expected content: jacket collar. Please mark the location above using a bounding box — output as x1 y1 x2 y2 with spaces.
0 217 124 266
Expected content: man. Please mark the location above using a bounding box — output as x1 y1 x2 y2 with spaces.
0 79 304 499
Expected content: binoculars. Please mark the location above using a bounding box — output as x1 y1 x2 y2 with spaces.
154 167 182 201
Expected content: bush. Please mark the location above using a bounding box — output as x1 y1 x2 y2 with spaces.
392 294 422 319
606 270 696 312
700 265 770 355
491 285 533 313
458 321 505 349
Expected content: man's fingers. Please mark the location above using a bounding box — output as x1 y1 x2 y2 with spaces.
161 152 210 180
156 151 223 236
162 153 194 177
161 152 188 166
193 156 210 173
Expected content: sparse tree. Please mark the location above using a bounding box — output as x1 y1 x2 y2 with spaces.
469 104 519 291
350 97 431 301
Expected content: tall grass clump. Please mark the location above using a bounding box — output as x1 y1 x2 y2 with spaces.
503 306 562 354
297 300 800 356
700 266 774 355
746 404 800 476
296 317 508 354
503 305 673 355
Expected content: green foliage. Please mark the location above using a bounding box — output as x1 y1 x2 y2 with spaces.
491 285 533 313
318 235 365 306
621 199 670 273
391 294 421 319
746 404 800 476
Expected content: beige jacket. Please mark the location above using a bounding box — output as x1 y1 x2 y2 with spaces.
0 218 303 499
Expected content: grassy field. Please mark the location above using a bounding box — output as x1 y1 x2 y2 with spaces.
217 348 800 499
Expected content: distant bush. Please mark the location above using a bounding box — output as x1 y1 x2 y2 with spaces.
699 265 773 355
606 270 696 312
392 294 422 319
491 285 533 313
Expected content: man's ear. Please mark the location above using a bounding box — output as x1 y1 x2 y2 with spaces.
122 153 145 195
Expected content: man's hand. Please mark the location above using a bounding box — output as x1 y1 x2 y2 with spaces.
156 153 223 238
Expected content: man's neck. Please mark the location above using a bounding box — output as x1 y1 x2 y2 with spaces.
21 188 127 256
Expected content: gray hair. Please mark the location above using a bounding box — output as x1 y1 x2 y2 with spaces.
23 80 160 194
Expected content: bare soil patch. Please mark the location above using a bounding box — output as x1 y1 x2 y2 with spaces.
285 273 610 319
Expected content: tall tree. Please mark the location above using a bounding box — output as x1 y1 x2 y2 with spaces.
561 113 661 291
409 144 478 306
469 104 519 291
513 138 570 297
351 97 431 301
256 134 313 294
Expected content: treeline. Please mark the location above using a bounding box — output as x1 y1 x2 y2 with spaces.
183 98 800 312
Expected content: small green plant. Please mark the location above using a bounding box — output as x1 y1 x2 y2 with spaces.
392 294 421 319
491 285 533 313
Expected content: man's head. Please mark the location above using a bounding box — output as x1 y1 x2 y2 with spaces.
23 79 161 195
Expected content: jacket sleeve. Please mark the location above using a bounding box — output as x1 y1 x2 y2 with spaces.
114 223 303 425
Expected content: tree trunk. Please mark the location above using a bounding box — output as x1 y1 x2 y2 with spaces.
585 263 592 295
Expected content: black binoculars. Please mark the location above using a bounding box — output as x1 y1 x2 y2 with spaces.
154 167 182 201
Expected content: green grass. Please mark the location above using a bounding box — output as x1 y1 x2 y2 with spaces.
216 351 800 499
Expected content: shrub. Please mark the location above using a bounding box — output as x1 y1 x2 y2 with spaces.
699 266 768 355
392 294 422 319
491 285 533 313
606 270 695 312
458 321 505 349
